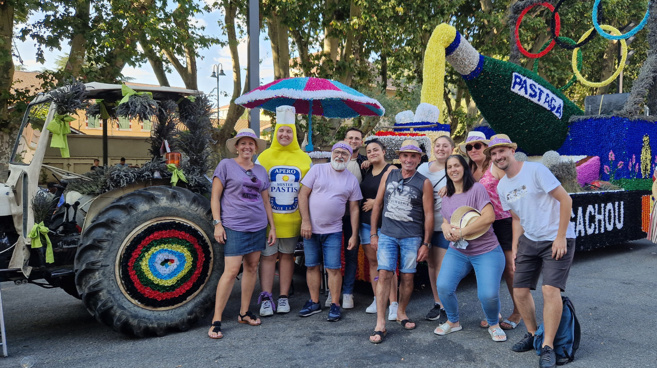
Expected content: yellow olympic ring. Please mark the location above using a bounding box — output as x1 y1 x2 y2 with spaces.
572 24 627 88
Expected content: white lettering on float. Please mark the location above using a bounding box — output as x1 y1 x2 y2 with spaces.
510 72 564 119
571 201 624 237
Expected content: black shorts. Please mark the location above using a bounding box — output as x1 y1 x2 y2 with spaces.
492 218 513 251
513 234 576 291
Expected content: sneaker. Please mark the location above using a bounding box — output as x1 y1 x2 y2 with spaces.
342 294 354 309
258 291 275 317
325 291 333 307
259 300 274 317
539 345 557 368
388 302 398 321
512 332 535 352
277 296 290 314
425 303 443 321
327 303 341 322
365 297 377 314
299 300 322 317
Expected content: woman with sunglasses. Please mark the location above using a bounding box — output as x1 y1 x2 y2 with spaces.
416 135 455 323
208 128 276 339
460 131 521 331
360 139 399 319
434 154 506 342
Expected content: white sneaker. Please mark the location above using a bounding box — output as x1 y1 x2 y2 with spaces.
388 302 399 321
277 297 290 314
342 294 354 309
260 300 274 317
325 291 333 307
366 297 377 314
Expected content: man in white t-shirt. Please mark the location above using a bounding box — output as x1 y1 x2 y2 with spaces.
487 134 575 368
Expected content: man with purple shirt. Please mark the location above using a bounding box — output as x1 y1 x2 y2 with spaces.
298 142 362 322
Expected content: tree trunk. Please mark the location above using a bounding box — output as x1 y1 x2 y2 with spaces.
596 42 618 95
214 0 247 158
338 0 360 85
66 0 91 78
380 54 388 93
139 35 170 86
266 12 290 80
291 30 311 76
322 0 339 63
160 5 198 90
0 1 15 129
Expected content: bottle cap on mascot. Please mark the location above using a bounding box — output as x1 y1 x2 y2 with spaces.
276 105 296 125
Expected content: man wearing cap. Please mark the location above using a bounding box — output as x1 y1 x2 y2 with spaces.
298 142 362 322
368 140 433 343
487 134 576 368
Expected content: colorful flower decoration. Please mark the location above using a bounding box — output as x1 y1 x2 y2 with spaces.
119 220 213 309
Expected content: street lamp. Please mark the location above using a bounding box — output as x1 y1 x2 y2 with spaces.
210 63 226 123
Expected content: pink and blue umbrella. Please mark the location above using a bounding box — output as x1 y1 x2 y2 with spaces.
235 77 385 151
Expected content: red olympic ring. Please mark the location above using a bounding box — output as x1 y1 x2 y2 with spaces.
515 2 561 59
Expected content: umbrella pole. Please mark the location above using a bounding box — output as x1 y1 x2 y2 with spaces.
306 100 314 152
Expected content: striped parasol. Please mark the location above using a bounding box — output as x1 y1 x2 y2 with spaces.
235 77 385 151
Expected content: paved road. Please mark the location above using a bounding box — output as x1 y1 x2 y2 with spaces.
1 240 656 367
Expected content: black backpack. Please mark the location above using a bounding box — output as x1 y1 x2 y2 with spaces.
533 296 581 365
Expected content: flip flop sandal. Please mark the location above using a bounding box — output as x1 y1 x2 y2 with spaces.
238 311 261 326
500 319 519 330
434 322 462 335
208 321 223 339
397 319 416 330
369 329 387 344
488 326 507 342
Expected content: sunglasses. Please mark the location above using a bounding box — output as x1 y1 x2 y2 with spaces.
396 177 411 194
245 169 257 183
466 142 484 151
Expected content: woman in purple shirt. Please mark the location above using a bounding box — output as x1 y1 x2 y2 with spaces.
433 154 506 343
208 129 276 339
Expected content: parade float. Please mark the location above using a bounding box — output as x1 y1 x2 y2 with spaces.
369 0 655 254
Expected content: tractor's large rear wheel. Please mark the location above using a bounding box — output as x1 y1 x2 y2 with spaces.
74 186 222 336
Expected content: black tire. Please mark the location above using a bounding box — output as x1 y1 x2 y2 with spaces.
45 274 81 299
74 186 222 337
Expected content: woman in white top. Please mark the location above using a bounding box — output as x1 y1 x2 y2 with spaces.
416 135 455 322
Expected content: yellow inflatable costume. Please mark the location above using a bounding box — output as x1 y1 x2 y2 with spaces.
257 105 312 238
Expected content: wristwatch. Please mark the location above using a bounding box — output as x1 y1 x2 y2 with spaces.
212 219 222 226
422 242 431 248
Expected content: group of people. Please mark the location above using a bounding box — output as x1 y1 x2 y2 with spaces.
207 104 576 368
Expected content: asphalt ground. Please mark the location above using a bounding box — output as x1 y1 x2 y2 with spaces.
1 239 656 368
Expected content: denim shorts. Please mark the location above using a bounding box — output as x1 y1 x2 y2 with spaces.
224 226 266 257
303 232 343 269
377 233 422 273
431 231 450 250
360 223 371 245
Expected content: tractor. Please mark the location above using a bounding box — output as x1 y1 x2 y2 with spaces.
0 82 223 337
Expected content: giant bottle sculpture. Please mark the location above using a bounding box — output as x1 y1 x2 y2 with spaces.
422 24 583 154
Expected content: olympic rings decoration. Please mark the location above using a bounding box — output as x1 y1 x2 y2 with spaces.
550 0 601 50
572 25 628 88
593 0 650 41
533 37 582 91
515 2 561 59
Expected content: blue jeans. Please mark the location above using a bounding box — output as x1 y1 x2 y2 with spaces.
303 232 343 269
437 246 505 327
377 233 422 274
342 216 358 294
